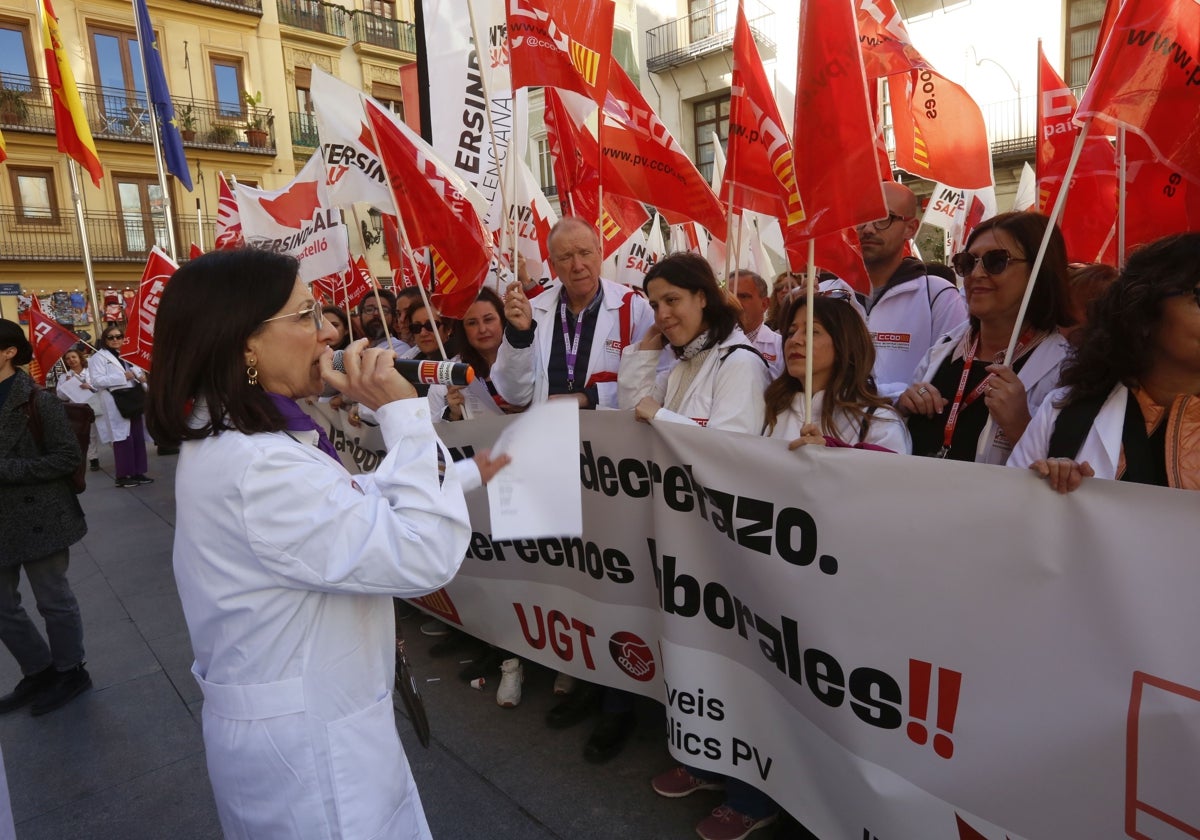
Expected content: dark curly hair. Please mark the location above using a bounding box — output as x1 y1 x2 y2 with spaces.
1056 233 1200 407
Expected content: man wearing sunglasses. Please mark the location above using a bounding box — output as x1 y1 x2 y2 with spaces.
859 182 967 399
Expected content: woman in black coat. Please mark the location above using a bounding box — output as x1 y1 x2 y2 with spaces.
0 319 91 716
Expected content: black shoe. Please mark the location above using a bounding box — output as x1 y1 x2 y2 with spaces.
583 710 637 764
30 664 92 716
457 647 507 682
131 474 155 485
115 477 136 488
545 683 602 729
89 459 100 472
0 666 57 714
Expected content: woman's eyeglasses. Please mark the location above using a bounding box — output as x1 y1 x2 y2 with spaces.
411 320 443 333
951 249 1028 277
262 304 324 331
105 333 124 341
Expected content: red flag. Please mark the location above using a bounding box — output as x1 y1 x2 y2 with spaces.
1090 0 1121 76
784 229 871 296
1076 0 1200 183
313 256 375 311
1123 133 1200 254
600 60 726 238
543 89 649 258
395 247 431 290
856 0 930 78
364 99 492 319
507 0 614 106
381 213 402 273
723 3 804 226
1037 46 1119 263
27 300 80 386
188 243 203 260
214 173 243 250
122 247 177 371
789 0 885 242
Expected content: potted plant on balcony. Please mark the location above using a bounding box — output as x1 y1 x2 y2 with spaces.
243 90 268 148
207 124 237 145
0 85 28 126
177 103 198 142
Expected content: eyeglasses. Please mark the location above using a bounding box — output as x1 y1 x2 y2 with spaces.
105 333 124 340
262 304 324 331
361 305 393 317
951 249 1028 277
411 319 443 333
856 213 911 232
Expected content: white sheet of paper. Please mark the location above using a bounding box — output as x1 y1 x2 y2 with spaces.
486 399 582 540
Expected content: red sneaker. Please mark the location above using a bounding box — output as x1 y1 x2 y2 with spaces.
650 766 723 798
695 805 778 840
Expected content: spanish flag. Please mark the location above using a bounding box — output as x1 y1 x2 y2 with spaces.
41 0 102 186
0 127 7 163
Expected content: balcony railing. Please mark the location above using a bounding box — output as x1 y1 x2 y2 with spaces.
647 0 774 73
278 0 347 37
0 207 216 263
0 74 276 154
291 111 318 147
185 0 262 15
352 10 417 53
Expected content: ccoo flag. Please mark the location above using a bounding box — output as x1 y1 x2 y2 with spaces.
132 0 192 190
41 0 103 186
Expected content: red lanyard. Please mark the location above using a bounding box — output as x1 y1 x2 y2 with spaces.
938 328 1038 457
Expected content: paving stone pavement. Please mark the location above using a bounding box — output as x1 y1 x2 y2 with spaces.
0 450 817 840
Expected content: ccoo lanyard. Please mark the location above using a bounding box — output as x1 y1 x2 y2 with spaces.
936 328 1037 458
560 301 587 392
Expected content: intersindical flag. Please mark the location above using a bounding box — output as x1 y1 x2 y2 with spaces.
1075 0 1200 184
364 99 493 319
122 247 178 371
507 0 614 106
214 173 242 249
41 0 102 186
310 67 396 213
723 2 804 227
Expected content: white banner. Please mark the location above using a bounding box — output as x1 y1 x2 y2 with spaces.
304 402 1200 840
234 154 349 283
311 66 396 213
425 0 516 214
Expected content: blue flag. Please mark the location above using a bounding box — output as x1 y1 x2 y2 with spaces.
133 0 193 190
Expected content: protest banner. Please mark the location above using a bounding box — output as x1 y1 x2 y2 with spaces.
301 405 1200 840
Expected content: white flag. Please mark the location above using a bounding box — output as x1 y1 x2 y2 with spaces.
311 67 395 213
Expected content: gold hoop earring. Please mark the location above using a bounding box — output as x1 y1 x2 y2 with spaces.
247 360 259 386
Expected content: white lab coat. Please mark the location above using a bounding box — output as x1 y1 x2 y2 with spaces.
746 323 784 380
174 398 471 840
868 272 968 399
85 348 145 444
491 278 654 408
766 392 912 453
1009 384 1127 479
910 322 1070 465
618 329 769 434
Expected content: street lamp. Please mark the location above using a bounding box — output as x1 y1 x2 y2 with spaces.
967 47 1023 135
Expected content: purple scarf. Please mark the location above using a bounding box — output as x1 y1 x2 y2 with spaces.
265 392 341 464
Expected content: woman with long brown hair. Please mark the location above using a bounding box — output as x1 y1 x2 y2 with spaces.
764 294 910 452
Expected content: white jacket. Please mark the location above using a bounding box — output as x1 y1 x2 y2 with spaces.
491 278 653 409
868 270 968 399
1009 384 1126 479
911 322 1071 465
746 323 784 380
86 349 146 444
174 399 470 840
618 330 769 434
766 392 912 453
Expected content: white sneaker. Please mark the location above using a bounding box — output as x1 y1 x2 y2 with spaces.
552 671 576 696
496 658 523 708
420 619 450 637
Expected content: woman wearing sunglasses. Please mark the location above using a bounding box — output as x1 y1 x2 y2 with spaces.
145 248 506 840
899 212 1073 464
1010 233 1200 492
87 325 153 487
765 293 911 453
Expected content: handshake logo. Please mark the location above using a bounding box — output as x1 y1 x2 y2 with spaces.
608 631 656 683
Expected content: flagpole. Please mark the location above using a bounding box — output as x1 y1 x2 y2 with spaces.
195 197 203 252
130 0 179 262
1116 125 1127 268
804 239 816 425
67 161 103 335
466 0 517 290
977 117 1093 449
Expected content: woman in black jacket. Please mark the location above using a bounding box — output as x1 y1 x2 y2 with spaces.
0 319 91 716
